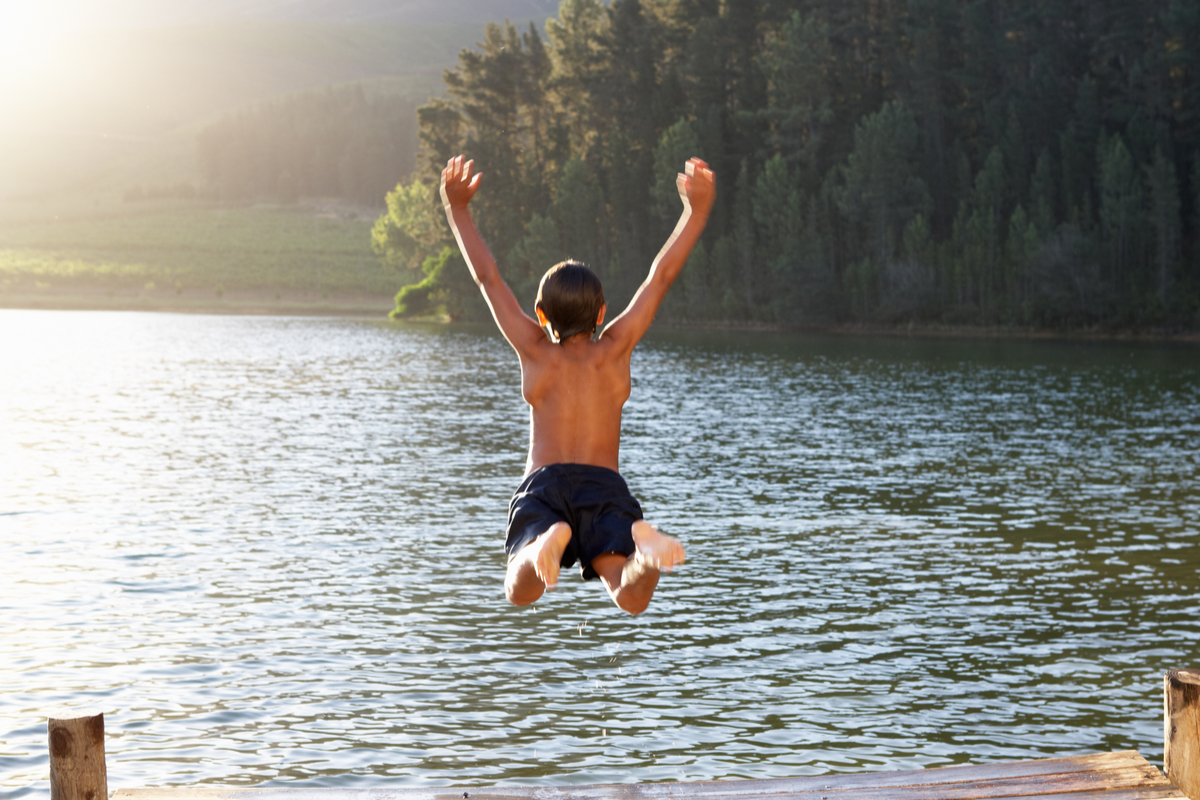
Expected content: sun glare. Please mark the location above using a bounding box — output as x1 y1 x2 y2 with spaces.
0 1 154 96
0 5 78 94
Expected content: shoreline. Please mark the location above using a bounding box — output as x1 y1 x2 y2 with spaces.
0 291 395 318
799 320 1200 344
638 318 1200 345
3 292 1199 344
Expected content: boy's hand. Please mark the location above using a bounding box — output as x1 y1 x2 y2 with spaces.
677 157 715 217
441 154 482 211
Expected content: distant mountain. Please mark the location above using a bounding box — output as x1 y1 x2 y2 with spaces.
0 0 569 203
229 0 564 25
28 0 565 29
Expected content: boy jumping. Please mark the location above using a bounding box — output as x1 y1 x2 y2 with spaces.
440 154 715 615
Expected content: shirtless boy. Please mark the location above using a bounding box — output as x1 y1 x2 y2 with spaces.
440 154 715 615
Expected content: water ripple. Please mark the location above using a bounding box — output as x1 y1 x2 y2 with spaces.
1 311 1198 795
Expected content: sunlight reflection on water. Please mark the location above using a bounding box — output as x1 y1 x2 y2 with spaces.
1 310 1198 795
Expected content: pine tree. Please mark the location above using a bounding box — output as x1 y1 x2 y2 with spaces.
1144 148 1181 304
733 161 758 316
835 101 931 271
436 21 557 264
1029 148 1058 236
652 119 703 236
757 11 833 176
417 98 466 177
1060 78 1101 226
1097 134 1144 294
965 147 1007 318
1194 152 1200 284
1006 204 1039 321
545 0 609 155
751 153 803 319
553 157 606 273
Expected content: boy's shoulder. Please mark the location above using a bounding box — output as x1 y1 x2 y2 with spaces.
524 335 629 371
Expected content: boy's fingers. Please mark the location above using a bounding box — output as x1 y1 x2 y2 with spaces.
440 155 482 197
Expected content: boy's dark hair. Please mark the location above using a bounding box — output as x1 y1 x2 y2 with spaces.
536 260 605 343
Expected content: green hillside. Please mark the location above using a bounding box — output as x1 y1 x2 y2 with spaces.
0 202 400 313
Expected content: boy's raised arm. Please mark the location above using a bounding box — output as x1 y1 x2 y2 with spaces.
441 155 544 354
603 158 715 351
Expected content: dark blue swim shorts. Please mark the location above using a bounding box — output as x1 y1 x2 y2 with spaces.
505 463 643 580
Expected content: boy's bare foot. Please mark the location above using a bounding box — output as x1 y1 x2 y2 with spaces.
631 521 686 572
528 521 572 589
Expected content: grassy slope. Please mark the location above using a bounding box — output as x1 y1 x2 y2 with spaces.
0 201 409 304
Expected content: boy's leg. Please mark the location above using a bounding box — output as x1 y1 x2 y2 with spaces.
505 521 573 606
591 521 685 615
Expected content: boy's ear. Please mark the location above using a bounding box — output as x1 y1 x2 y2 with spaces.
596 303 607 326
536 305 550 328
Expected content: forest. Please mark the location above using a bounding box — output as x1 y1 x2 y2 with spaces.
379 0 1195 328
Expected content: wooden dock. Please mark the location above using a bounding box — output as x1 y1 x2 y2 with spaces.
111 751 1184 799
48 670 1200 800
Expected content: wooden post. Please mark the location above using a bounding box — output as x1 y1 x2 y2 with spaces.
48 712 107 800
1166 669 1200 800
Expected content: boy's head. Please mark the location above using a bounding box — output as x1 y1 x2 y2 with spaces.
535 260 606 343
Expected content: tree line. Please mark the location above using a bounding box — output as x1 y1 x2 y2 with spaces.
198 84 421 207
372 0 1198 329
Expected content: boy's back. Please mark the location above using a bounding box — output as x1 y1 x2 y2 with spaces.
440 154 714 615
519 327 631 474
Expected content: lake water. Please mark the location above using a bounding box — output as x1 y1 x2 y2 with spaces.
2 309 1198 795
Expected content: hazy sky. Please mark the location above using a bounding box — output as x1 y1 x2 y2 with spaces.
0 0 561 86
3 0 243 29
1 1 243 89
0 0 562 200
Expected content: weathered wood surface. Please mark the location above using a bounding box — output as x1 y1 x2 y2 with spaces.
114 750 1183 800
49 712 108 800
1166 668 1200 800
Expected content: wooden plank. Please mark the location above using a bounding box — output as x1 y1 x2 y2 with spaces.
1166 669 1200 800
698 771 1177 800
113 750 1184 800
49 712 108 800
1003 791 1188 800
114 783 1187 800
624 753 1175 800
